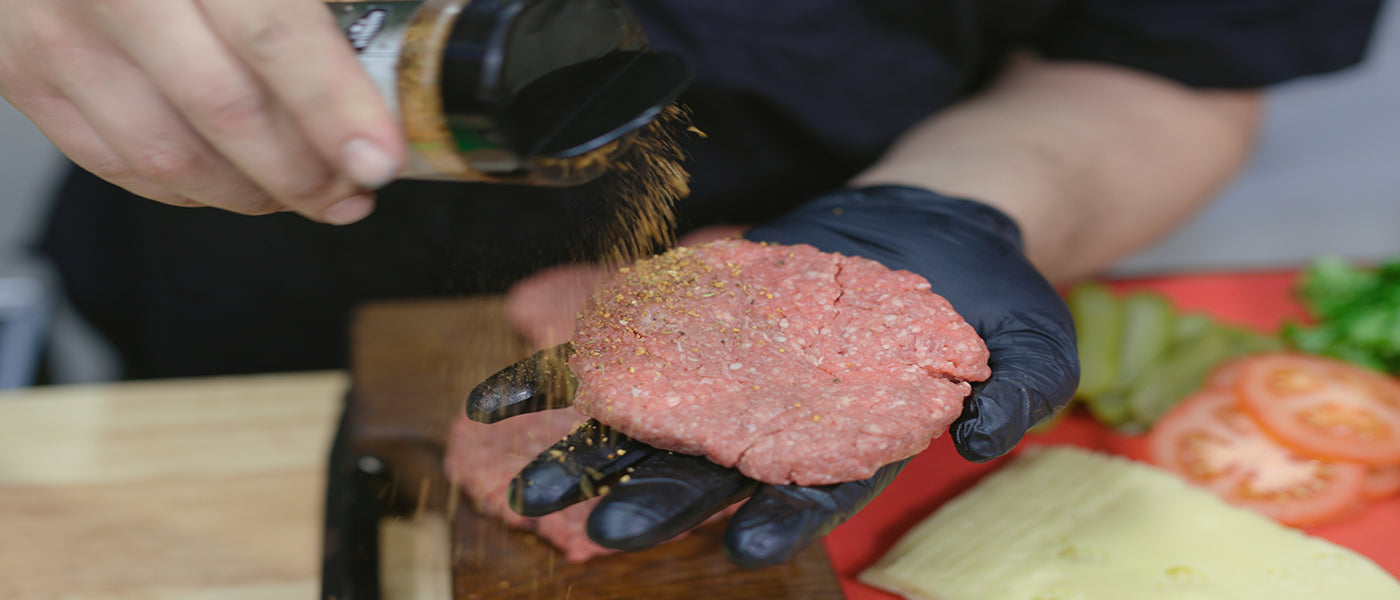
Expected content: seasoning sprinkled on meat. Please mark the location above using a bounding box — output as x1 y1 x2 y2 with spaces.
569 239 990 486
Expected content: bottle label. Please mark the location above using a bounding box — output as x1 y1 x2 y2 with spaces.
328 1 460 178
327 2 423 116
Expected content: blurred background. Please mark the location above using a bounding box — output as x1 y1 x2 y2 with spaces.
2 4 1398 386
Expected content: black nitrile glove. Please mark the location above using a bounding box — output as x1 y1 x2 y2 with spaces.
467 185 1079 567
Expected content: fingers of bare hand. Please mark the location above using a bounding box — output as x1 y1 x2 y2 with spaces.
15 92 197 207
200 0 405 191
91 0 377 223
1 8 193 207
44 34 282 215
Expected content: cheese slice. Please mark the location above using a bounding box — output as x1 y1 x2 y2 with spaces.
860 446 1400 600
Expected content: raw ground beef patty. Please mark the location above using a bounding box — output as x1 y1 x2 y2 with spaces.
570 239 991 486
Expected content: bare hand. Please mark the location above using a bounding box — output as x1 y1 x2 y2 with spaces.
0 0 405 224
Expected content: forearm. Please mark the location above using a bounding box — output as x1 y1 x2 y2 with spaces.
851 54 1263 283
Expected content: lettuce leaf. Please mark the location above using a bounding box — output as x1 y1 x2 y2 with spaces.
1284 255 1400 374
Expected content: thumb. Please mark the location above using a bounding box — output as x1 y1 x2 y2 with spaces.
951 310 1080 462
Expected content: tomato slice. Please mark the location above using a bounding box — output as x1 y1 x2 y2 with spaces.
1235 353 1400 465
1147 388 1367 527
1204 358 1246 389
1362 464 1400 501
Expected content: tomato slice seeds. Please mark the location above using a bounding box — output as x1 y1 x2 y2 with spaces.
1147 388 1368 527
1235 354 1400 465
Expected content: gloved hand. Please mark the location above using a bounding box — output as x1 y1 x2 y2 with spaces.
467 185 1079 567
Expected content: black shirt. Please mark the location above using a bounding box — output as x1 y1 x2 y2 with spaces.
39 0 1382 378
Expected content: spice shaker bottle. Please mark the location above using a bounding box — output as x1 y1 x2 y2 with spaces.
326 0 692 185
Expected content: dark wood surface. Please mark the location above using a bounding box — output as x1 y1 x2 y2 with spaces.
348 296 844 599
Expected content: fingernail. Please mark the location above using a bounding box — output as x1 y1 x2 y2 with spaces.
341 138 400 189
324 194 375 225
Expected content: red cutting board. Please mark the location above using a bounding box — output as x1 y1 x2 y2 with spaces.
824 270 1400 599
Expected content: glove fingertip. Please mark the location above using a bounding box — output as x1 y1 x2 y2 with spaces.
507 467 572 517
464 382 518 423
587 501 670 552
951 416 1023 463
950 386 1030 462
723 488 834 569
723 521 808 569
466 345 577 422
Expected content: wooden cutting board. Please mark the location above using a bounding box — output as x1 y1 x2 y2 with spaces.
347 297 844 599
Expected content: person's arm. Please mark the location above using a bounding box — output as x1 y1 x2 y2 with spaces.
851 54 1263 283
